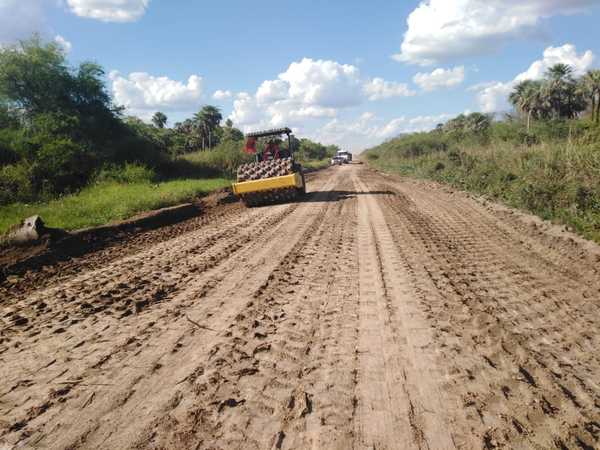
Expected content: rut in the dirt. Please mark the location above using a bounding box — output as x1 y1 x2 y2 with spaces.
1 164 600 450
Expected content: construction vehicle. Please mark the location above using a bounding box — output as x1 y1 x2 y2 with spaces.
232 128 306 207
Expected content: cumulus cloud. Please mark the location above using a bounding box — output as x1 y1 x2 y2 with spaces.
413 66 465 91
394 0 600 65
471 43 595 112
54 34 72 53
230 58 362 130
66 0 150 22
0 0 46 44
514 44 594 81
278 58 363 108
213 90 232 100
229 92 269 130
363 78 415 100
109 71 203 118
229 58 413 132
314 112 453 151
469 81 513 113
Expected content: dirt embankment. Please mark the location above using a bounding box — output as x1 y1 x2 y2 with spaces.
1 165 599 449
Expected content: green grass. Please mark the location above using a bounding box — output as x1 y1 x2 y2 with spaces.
0 143 332 236
0 177 229 234
365 135 600 244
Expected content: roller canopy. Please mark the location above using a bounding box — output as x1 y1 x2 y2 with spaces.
245 128 292 138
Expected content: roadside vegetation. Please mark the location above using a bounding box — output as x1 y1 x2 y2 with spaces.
0 36 335 234
0 173 228 232
364 64 600 243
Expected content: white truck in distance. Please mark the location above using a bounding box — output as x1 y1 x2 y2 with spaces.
330 150 352 166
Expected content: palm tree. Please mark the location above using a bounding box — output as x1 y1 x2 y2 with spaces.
193 105 222 149
543 63 585 119
546 63 574 82
152 111 167 128
509 80 544 132
582 69 600 124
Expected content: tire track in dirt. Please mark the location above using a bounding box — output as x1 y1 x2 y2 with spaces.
0 196 243 301
1 164 600 449
0 171 339 449
353 173 461 450
364 169 600 449
131 174 361 450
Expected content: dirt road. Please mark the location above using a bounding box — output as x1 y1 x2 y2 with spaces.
1 164 600 449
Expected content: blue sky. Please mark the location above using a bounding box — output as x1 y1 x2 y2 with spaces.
2 0 600 150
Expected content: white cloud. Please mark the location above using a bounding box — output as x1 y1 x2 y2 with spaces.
0 0 45 44
66 0 149 22
54 34 72 53
109 71 203 118
515 44 594 81
256 79 289 104
363 78 415 100
470 81 513 113
413 66 465 91
394 0 600 65
229 58 414 132
229 58 363 130
314 112 453 152
278 58 363 108
471 43 595 112
227 58 428 149
229 92 269 130
212 89 232 100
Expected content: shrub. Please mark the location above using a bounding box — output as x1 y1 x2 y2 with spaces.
0 128 24 166
31 138 95 195
0 142 20 167
182 141 253 178
94 163 156 184
0 162 34 204
364 121 600 243
109 133 168 168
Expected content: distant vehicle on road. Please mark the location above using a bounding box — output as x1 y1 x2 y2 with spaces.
336 150 353 163
331 156 344 166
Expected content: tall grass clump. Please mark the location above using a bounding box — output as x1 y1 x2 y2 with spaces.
364 117 600 244
181 140 253 178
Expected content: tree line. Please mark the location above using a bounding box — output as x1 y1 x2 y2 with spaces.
0 37 336 206
0 37 247 203
416 63 600 148
509 64 600 132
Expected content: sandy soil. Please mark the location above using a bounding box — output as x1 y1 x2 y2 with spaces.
1 164 599 449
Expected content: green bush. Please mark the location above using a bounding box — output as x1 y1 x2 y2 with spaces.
0 128 25 165
31 138 94 195
0 142 20 166
109 132 168 168
94 163 157 184
365 124 600 243
0 162 34 204
182 141 253 178
365 132 450 162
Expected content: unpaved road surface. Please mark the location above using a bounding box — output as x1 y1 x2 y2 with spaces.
1 165 600 449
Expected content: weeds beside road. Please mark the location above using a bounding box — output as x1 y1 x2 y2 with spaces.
364 118 600 244
0 177 228 234
0 149 330 235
